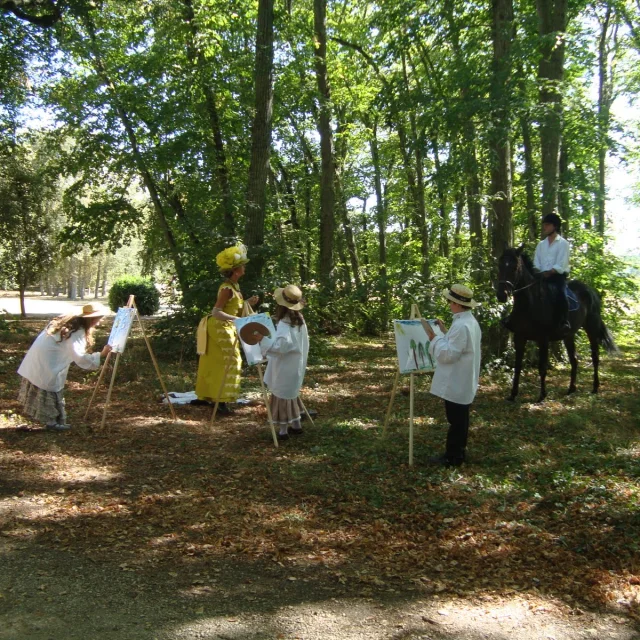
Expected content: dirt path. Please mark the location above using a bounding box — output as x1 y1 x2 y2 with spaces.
1 530 637 640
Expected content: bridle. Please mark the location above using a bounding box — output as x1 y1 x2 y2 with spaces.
498 279 536 295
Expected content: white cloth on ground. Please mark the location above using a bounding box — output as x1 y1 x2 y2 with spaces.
17 328 100 392
428 310 481 405
260 319 309 400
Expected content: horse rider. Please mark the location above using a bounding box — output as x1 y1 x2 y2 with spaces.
533 213 572 334
501 212 571 334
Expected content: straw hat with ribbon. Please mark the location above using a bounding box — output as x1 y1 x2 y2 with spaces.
77 304 106 318
441 284 480 308
274 284 304 311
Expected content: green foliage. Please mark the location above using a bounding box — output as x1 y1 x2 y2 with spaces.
108 276 160 316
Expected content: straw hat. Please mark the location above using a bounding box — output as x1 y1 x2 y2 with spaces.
274 284 304 310
441 284 479 308
77 303 106 318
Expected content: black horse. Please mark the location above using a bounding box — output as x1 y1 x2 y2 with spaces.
496 247 617 402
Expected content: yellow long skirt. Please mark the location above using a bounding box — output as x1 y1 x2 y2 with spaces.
195 317 241 402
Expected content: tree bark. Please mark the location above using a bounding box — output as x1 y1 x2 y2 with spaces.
536 0 568 218
244 0 275 277
596 5 617 237
313 0 335 287
521 114 538 241
489 0 514 259
369 118 389 328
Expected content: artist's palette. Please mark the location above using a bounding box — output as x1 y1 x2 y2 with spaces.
240 321 271 345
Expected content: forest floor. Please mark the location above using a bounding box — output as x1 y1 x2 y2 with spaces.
1 315 639 640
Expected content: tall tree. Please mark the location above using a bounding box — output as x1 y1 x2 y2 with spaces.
536 0 568 218
313 0 335 286
244 0 275 276
489 0 515 257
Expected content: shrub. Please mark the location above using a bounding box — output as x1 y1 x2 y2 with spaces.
108 276 160 316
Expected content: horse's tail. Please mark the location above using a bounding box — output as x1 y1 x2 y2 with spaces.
569 280 619 354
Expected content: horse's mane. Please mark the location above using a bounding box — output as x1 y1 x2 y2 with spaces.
519 251 535 274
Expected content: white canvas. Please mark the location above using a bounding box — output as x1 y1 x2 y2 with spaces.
393 319 443 375
108 307 136 353
234 313 277 366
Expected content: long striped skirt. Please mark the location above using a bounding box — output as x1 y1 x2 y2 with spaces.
17 377 66 425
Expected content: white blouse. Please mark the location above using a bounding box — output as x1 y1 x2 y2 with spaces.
17 328 101 392
428 310 482 405
260 319 309 400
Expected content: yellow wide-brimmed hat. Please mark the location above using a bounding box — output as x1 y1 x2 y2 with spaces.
274 284 304 311
441 284 480 308
77 304 107 318
216 244 249 272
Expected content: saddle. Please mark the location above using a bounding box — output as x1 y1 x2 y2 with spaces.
566 285 580 312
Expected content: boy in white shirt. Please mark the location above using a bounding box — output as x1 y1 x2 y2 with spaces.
421 285 482 467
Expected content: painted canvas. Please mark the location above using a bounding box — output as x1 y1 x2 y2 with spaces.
234 313 277 366
393 319 444 374
108 307 136 353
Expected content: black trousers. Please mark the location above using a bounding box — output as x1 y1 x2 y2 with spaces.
544 272 569 327
444 400 470 463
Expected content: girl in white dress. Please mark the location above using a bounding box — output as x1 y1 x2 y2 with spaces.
258 285 309 441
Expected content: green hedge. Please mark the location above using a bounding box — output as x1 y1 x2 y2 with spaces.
108 276 160 316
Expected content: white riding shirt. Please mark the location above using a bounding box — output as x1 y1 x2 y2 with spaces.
533 234 570 275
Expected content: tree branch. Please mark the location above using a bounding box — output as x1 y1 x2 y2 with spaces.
1 0 62 27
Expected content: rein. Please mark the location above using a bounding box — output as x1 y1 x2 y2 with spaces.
498 279 537 295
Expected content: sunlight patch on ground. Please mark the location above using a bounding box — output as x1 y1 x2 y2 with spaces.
165 593 636 640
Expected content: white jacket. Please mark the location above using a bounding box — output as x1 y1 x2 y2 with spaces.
428 310 481 405
17 328 101 392
261 319 309 400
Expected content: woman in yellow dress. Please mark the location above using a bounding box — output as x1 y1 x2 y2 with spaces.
193 244 258 414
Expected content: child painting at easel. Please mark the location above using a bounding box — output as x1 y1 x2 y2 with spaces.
256 285 309 441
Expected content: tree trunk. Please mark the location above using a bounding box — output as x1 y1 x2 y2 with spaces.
244 0 275 278
101 255 109 297
521 114 538 241
536 0 568 218
431 132 449 258
94 254 102 298
369 119 389 328
489 0 514 260
83 17 190 294
19 281 26 318
313 0 335 287
596 5 617 237
182 0 235 237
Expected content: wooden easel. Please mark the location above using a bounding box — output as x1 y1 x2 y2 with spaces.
85 295 177 429
383 303 429 466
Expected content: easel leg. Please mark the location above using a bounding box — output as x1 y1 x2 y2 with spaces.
298 397 315 428
134 305 177 422
84 351 112 419
211 337 238 426
383 369 401 435
256 364 278 447
100 352 122 430
409 373 415 467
